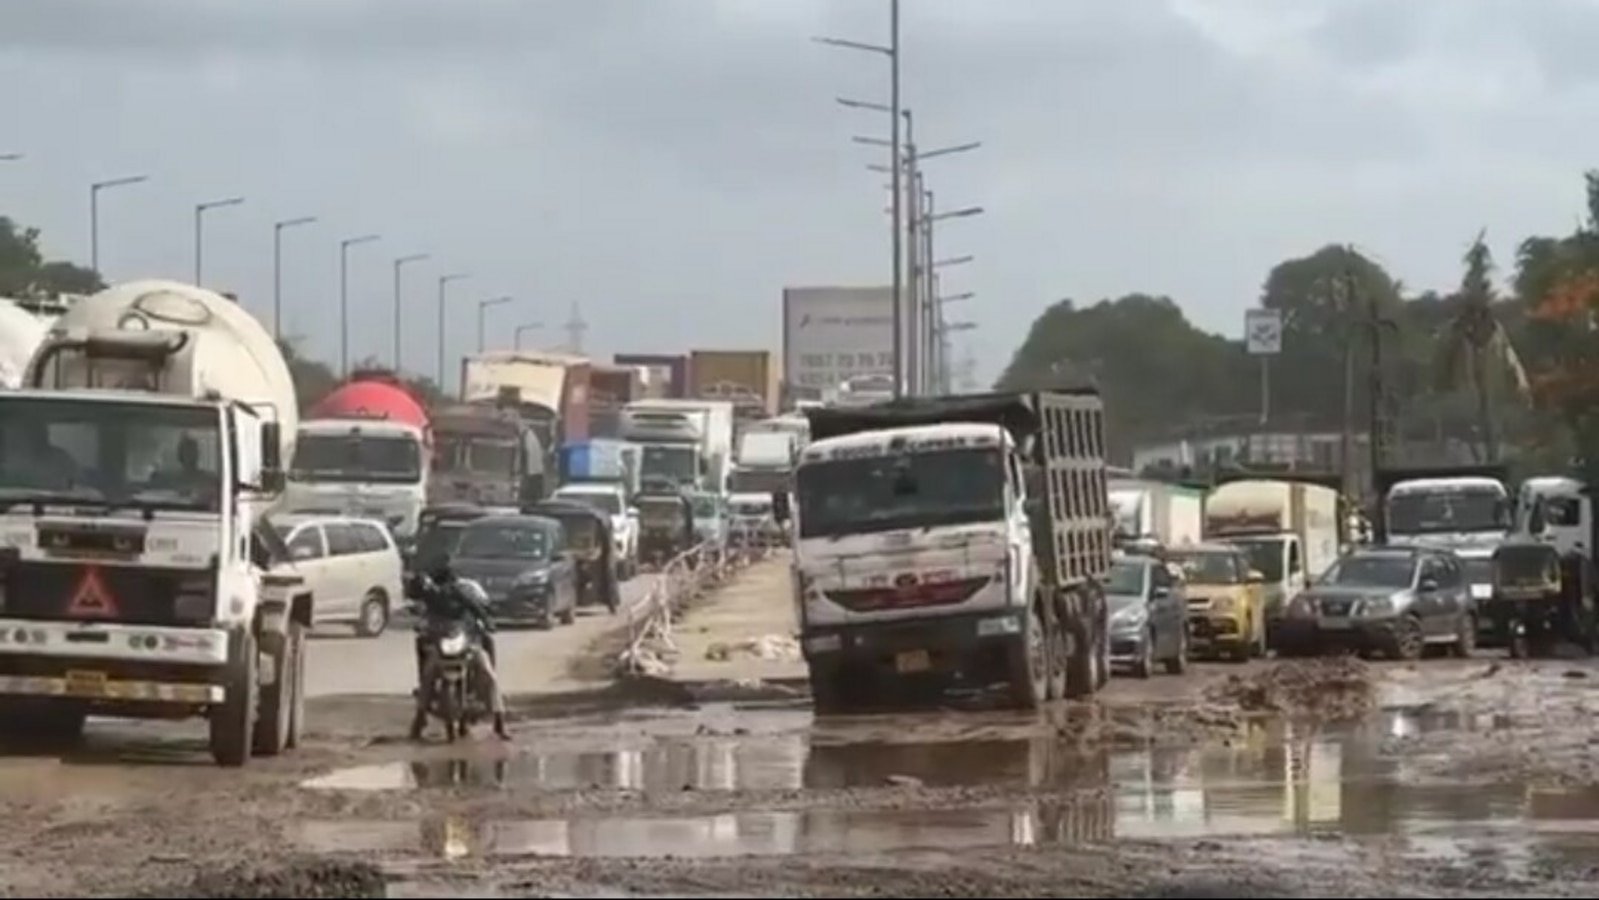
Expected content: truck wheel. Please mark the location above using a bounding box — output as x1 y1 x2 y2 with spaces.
809 665 852 716
209 630 258 768
1007 603 1050 710
252 631 293 758
285 624 308 750
1064 620 1097 700
1044 600 1069 701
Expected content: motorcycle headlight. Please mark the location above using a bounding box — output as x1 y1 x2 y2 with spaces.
439 633 468 656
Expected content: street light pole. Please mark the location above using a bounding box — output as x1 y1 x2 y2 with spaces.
436 272 470 390
0 153 21 162
338 233 381 377
271 216 317 341
392 253 429 371
514 323 544 350
194 196 245 286
89 175 150 275
477 296 512 352
815 0 902 395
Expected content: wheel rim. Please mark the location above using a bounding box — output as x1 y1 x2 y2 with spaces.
364 601 385 632
1028 610 1047 683
1401 618 1422 656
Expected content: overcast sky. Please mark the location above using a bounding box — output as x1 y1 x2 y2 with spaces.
3 0 1597 389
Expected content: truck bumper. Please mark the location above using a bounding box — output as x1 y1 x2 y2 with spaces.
802 608 1026 683
0 619 231 708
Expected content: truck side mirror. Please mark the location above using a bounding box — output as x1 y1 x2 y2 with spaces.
259 421 285 492
771 492 791 523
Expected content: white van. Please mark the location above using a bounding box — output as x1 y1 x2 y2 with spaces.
272 514 405 637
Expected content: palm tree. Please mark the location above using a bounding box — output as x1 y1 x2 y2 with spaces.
1437 230 1530 461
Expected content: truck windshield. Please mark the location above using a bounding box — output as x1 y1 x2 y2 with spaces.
641 444 698 486
729 468 789 493
1388 488 1507 535
0 396 224 512
436 435 518 475
795 448 1004 538
293 433 421 484
1230 537 1284 582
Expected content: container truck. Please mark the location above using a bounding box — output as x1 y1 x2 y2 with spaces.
0 280 309 767
688 349 779 419
773 390 1114 712
619 399 735 494
286 370 431 540
1203 476 1343 647
1106 478 1204 550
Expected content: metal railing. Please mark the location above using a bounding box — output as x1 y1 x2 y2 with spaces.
617 526 783 677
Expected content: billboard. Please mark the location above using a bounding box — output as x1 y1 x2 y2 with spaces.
782 286 894 394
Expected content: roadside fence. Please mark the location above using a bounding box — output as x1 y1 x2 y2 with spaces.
616 526 783 677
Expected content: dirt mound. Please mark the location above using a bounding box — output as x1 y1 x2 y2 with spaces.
132 859 385 899
1203 657 1374 719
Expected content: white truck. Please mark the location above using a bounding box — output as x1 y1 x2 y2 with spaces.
1377 464 1512 601
620 399 735 494
774 390 1114 712
1106 478 1204 550
1204 477 1343 644
0 280 309 767
729 428 799 496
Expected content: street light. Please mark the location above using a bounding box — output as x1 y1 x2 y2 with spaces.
272 216 318 340
477 295 512 353
514 322 544 350
194 196 245 286
938 291 975 304
436 272 470 388
392 253 429 371
0 153 21 162
932 255 974 269
338 233 382 376
89 174 150 274
816 0 903 396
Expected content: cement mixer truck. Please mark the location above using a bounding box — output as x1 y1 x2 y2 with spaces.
0 298 51 388
0 280 307 767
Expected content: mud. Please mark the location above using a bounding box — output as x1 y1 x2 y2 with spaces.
7 657 1599 897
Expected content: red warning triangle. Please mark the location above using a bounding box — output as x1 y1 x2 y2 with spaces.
67 567 119 618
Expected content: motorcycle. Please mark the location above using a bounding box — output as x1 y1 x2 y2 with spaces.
415 613 492 742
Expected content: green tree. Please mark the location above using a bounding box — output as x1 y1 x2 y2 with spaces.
1436 231 1529 462
0 216 104 298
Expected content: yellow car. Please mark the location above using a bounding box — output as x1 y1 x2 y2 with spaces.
1166 542 1268 661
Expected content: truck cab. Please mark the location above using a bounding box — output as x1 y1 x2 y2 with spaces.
779 391 1112 712
1517 476 1593 560
0 282 304 767
1379 468 1512 602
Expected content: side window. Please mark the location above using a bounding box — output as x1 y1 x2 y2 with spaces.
360 523 394 553
1419 557 1444 587
287 526 326 562
324 523 360 557
1287 541 1302 575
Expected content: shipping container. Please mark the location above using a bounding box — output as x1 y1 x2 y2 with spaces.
613 353 688 399
588 365 640 438
688 349 778 417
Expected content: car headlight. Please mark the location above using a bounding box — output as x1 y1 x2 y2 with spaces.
1287 595 1315 618
1359 596 1395 617
438 633 468 656
1111 606 1147 627
1211 595 1236 612
514 570 549 587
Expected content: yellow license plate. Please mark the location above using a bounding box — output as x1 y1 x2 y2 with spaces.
895 650 931 673
65 670 107 697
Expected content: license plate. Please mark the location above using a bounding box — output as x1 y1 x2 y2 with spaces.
895 650 931 673
1320 618 1352 630
65 670 107 696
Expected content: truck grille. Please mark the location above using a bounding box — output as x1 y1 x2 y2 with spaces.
824 577 989 613
0 562 213 628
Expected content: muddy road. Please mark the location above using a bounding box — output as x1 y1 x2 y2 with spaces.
5 561 1599 897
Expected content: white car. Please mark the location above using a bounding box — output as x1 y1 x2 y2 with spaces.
271 513 405 637
551 482 638 578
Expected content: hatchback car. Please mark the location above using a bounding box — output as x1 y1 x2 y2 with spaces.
273 513 405 637
1106 554 1189 677
449 514 579 628
1278 546 1476 660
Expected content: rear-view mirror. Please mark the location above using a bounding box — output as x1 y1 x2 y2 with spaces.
260 421 282 470
1151 585 1171 599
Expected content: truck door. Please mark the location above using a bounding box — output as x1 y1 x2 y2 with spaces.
1285 538 1305 597
1006 448 1031 601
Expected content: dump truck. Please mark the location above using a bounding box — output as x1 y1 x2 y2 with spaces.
0 279 308 767
775 390 1114 712
286 369 432 540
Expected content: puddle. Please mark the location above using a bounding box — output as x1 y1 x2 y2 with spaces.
292 705 1599 860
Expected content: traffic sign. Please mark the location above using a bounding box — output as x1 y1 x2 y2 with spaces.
1245 309 1283 356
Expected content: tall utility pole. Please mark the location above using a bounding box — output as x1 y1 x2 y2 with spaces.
564 301 588 354
477 295 512 352
337 233 381 376
194 196 245 286
436 272 470 389
392 253 429 370
921 188 937 393
272 216 317 341
89 175 150 275
815 0 902 395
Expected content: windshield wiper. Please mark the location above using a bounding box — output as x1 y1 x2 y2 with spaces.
0 487 111 513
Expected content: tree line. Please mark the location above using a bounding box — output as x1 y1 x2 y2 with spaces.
0 214 447 411
997 172 1599 479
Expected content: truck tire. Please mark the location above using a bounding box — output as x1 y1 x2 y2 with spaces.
808 664 852 716
1044 598 1069 701
285 624 308 750
1007 603 1050 710
252 630 294 757
209 630 258 768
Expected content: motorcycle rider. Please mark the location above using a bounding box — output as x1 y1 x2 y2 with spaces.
409 563 511 741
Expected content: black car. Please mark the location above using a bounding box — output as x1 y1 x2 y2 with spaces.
449 515 579 628
410 503 491 577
